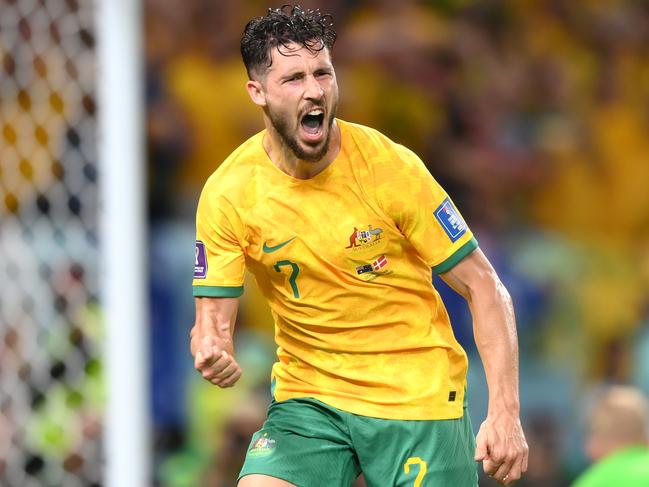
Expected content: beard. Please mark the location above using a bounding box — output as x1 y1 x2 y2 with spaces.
265 101 338 162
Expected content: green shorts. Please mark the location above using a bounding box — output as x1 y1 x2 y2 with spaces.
238 398 478 487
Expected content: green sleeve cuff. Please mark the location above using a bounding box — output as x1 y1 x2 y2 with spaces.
192 285 244 298
432 237 479 274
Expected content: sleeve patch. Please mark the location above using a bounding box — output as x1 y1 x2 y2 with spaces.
194 240 208 279
434 198 467 243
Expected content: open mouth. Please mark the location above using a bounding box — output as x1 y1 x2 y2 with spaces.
300 109 325 140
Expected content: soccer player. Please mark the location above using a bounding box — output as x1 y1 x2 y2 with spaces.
190 5 528 486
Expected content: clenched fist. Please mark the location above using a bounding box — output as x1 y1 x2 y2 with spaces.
193 335 242 388
474 409 528 485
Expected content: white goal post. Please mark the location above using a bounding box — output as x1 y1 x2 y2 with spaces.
96 0 149 486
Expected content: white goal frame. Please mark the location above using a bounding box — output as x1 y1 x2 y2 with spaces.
97 0 149 485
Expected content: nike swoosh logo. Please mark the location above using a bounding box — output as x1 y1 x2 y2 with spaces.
263 237 296 253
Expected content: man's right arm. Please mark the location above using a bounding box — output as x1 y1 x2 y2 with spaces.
190 296 242 388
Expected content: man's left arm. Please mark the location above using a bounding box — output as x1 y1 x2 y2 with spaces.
440 248 529 486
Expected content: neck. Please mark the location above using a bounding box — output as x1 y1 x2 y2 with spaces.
262 119 341 179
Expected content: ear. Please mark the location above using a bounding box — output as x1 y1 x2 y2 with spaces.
246 80 266 107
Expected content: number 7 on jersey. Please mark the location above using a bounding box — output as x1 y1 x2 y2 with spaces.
274 260 301 298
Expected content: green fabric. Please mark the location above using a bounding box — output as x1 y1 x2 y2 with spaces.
239 398 477 486
432 237 479 274
192 285 243 297
571 447 649 487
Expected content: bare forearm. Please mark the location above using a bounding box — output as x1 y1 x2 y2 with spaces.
191 296 242 387
191 297 239 356
441 249 528 484
469 279 520 413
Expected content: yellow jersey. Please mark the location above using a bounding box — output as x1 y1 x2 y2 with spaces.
193 119 478 420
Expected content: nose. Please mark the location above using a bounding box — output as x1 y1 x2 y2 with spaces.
303 75 324 101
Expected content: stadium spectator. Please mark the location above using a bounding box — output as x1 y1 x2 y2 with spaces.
572 386 649 487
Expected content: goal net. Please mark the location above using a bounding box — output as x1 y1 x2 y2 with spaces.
0 0 102 485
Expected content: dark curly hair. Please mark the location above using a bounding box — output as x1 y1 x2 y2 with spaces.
240 5 336 79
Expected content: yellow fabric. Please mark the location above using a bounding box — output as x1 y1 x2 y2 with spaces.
193 120 477 420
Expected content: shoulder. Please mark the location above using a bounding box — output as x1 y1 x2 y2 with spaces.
572 448 649 487
571 460 613 487
340 120 432 194
340 119 425 170
200 131 265 200
196 132 267 224
341 120 398 154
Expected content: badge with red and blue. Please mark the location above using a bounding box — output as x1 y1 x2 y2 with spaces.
434 198 467 242
356 255 388 275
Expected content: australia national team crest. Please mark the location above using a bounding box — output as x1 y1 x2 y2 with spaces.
434 198 467 243
346 223 390 281
344 224 384 251
248 432 276 457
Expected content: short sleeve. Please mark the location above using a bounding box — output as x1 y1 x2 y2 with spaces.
192 187 246 297
377 145 478 274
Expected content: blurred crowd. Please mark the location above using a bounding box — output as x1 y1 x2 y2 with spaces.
144 0 649 486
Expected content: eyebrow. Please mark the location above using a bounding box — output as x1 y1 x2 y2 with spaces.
279 64 333 80
279 71 304 81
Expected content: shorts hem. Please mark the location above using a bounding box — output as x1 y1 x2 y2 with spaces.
237 471 298 486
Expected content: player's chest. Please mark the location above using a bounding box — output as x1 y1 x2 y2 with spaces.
242 187 399 277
